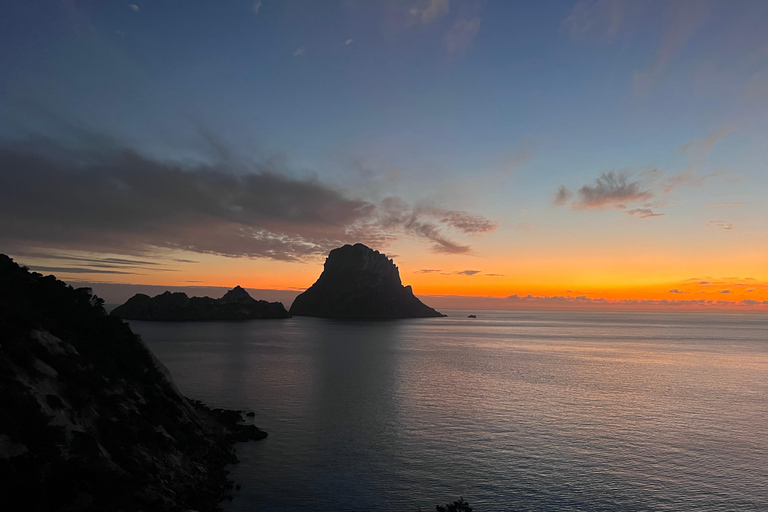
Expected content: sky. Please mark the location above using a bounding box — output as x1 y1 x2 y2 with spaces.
2 0 768 310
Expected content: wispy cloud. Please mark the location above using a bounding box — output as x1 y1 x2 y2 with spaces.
498 293 767 309
680 277 766 294
345 38 354 45
409 0 450 25
443 16 481 56
576 171 653 208
13 252 165 267
403 218 471 254
707 220 734 230
664 128 733 193
632 0 710 96
555 170 653 211
503 293 744 308
552 185 572 206
669 289 685 294
563 0 640 40
437 209 497 234
741 299 768 306
378 198 496 254
252 1 262 15
416 268 503 277
9 251 187 276
627 208 665 219
381 1 480 59
293 47 305 57
29 266 137 275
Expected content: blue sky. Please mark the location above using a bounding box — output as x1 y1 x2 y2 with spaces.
2 0 767 307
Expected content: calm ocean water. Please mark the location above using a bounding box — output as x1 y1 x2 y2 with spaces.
132 309 768 511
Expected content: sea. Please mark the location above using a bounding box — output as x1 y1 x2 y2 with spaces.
131 309 768 511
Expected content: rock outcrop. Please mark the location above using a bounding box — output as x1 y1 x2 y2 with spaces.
289 243 445 319
112 286 290 321
0 255 266 512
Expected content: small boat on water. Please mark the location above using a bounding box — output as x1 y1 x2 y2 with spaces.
467 314 477 318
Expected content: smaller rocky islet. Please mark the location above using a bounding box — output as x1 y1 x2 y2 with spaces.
112 285 290 321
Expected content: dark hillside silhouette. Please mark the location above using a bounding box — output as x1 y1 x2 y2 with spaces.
0 255 266 511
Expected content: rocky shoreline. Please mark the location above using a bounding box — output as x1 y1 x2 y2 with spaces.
0 255 267 511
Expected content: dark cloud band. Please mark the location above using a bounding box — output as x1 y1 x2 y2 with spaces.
0 138 496 260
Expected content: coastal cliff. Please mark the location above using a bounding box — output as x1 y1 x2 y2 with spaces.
112 286 290 321
0 255 266 512
289 243 445 319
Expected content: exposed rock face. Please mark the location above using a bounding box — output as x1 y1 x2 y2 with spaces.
289 243 445 319
112 285 290 321
0 255 266 512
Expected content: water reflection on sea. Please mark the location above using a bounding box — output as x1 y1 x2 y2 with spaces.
133 310 768 511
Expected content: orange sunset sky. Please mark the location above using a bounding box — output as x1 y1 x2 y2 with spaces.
2 1 767 311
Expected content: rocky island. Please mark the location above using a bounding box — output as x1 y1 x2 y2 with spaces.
112 286 290 321
289 243 445 319
0 255 266 511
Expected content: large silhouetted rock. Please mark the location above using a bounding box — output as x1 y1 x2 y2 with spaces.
289 243 445 319
112 286 290 321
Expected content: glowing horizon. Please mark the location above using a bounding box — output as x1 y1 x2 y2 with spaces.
12 244 768 312
2 1 767 312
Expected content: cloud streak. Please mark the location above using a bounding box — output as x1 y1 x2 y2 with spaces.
563 0 641 40
502 293 765 309
627 208 665 219
707 220 734 230
378 198 497 254
443 16 481 56
664 128 732 193
632 0 710 96
409 0 450 24
28 266 137 275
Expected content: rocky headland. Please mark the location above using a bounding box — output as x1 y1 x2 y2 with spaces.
0 255 266 512
289 243 445 319
112 286 290 321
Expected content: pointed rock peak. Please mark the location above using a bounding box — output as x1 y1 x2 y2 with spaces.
155 290 189 300
220 285 254 303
